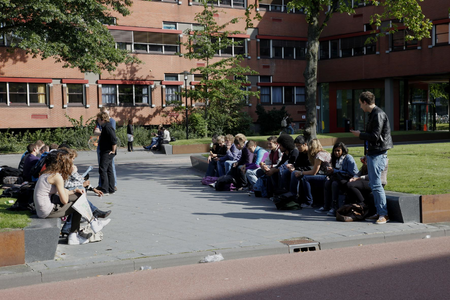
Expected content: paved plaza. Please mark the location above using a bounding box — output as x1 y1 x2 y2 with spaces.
0 148 449 287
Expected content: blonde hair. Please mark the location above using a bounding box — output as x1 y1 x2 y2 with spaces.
308 139 324 165
216 135 225 144
235 133 247 142
225 134 234 142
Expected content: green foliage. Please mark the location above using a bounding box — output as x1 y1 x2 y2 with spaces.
0 0 140 74
255 105 289 135
179 0 259 137
430 83 449 106
189 112 208 138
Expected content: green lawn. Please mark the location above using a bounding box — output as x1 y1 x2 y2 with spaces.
0 190 31 231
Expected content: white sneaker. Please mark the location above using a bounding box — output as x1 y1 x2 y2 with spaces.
68 232 90 245
90 218 111 233
314 207 327 213
209 182 216 188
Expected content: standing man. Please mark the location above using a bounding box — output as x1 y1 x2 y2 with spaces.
350 91 393 224
97 111 117 195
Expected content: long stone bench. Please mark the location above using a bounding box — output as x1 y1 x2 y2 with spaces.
190 155 422 223
24 217 61 263
160 144 173 155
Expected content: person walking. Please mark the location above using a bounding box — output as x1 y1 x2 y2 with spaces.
127 120 134 152
350 91 393 225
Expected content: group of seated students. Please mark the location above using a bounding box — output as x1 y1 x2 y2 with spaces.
204 134 388 219
17 140 112 245
143 125 171 151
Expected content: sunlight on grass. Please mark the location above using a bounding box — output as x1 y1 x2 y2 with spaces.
0 190 31 230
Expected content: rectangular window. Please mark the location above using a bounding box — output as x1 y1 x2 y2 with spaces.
67 84 84 104
284 41 295 59
295 87 305 103
294 41 306 59
260 39 270 57
102 85 117 105
284 87 294 104
272 87 283 104
119 85 133 105
337 90 353 128
135 86 150 104
272 40 283 58
162 22 177 30
391 30 418 51
341 37 353 57
320 41 329 60
133 31 179 54
234 38 245 55
9 83 27 104
331 40 339 58
29 84 46 104
435 24 449 45
0 82 7 104
259 76 271 83
260 87 271 103
165 86 179 105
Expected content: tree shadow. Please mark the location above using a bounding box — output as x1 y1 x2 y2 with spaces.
0 48 29 76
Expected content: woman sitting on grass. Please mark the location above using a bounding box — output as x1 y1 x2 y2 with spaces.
33 149 93 245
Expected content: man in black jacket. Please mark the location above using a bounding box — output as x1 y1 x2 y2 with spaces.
97 112 117 195
350 91 393 225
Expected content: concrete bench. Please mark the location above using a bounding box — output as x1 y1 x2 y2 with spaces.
160 144 172 155
385 191 421 223
24 217 61 263
190 155 208 173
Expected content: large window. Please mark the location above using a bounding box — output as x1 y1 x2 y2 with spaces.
102 84 151 106
259 85 305 105
390 30 418 51
435 23 449 46
67 84 84 104
0 82 47 105
260 39 306 59
110 30 179 54
321 34 376 59
259 0 304 13
164 75 180 105
192 0 245 8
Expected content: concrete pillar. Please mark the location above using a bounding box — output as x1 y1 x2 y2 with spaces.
385 78 395 130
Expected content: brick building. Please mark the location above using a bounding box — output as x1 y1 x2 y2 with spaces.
0 0 449 132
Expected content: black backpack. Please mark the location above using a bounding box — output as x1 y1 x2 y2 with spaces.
0 166 21 182
273 192 301 210
7 182 36 213
215 175 236 191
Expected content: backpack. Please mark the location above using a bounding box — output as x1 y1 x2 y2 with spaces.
281 118 287 127
201 176 218 185
0 166 21 182
215 175 236 191
7 182 36 213
273 192 301 210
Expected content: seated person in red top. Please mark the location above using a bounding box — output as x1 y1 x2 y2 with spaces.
257 136 282 196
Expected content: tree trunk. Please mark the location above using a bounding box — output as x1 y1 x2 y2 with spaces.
303 12 321 142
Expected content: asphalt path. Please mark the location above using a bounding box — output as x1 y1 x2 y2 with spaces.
1 236 450 299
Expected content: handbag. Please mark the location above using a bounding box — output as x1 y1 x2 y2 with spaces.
127 134 134 142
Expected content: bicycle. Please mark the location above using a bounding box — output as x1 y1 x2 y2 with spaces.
88 136 121 151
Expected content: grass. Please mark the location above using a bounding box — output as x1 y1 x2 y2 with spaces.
0 190 31 231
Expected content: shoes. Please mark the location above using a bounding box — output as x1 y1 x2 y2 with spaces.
301 203 313 209
314 207 328 214
78 230 93 240
114 186 118 191
93 209 112 219
366 214 379 221
68 232 90 245
103 193 110 196
248 189 254 194
90 218 111 233
376 215 389 224
327 208 336 216
209 182 216 188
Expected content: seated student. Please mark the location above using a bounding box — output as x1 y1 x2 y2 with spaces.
60 148 111 236
159 127 171 149
22 143 41 182
33 149 110 245
229 135 254 189
243 140 268 190
346 156 389 219
269 134 299 193
217 134 241 177
293 139 331 208
257 136 283 196
315 142 358 216
286 135 312 197
18 140 45 174
205 135 227 177
223 133 245 175
144 125 163 150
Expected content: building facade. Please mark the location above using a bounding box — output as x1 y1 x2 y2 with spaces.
0 0 449 132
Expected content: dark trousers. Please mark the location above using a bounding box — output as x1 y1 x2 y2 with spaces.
48 194 81 233
128 141 133 152
99 152 116 193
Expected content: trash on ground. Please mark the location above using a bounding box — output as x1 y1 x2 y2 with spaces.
199 253 224 263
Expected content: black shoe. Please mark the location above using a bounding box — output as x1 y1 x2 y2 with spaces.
93 209 112 219
78 230 93 240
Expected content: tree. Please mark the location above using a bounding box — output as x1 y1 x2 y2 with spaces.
0 0 139 74
180 0 259 136
286 0 432 141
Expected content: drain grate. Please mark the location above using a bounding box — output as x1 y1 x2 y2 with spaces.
280 238 320 253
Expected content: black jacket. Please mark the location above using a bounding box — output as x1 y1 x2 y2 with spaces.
99 122 117 153
359 106 393 155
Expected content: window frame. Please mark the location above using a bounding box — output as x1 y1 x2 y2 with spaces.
434 23 450 46
0 82 49 106
101 84 152 106
66 84 85 106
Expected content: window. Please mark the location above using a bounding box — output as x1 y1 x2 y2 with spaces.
259 85 305 105
391 30 418 51
259 76 271 83
193 0 245 8
320 35 376 59
435 24 449 45
162 22 177 30
206 37 246 56
259 0 304 13
102 84 151 106
261 39 306 59
67 84 84 104
320 41 330 60
0 82 48 105
134 31 179 54
165 86 179 105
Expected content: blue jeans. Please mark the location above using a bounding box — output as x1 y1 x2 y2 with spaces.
205 160 218 177
289 171 301 196
217 160 226 177
145 137 160 150
367 153 388 216
224 160 236 175
246 168 260 188
97 146 117 187
61 201 98 234
302 175 327 205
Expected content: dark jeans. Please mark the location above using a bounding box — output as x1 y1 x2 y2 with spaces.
346 180 371 204
128 141 133 151
302 175 327 205
205 160 218 177
99 152 116 193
